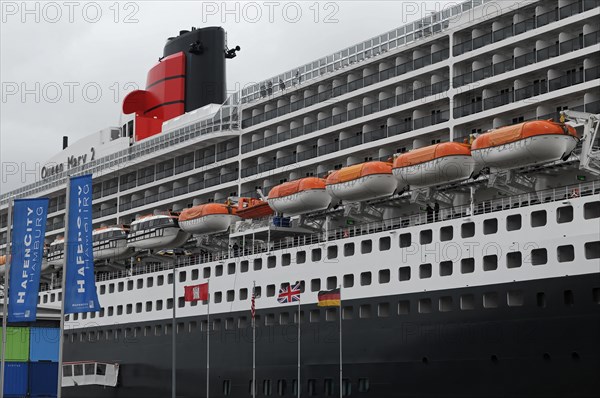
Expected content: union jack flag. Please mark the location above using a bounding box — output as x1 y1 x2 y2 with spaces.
277 282 302 304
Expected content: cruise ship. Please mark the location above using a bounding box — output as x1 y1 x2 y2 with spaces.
1 0 600 397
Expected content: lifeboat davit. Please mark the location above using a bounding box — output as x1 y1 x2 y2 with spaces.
393 142 476 188
236 198 274 219
179 203 240 235
267 177 331 216
93 226 132 261
326 161 397 202
127 212 191 250
471 120 578 169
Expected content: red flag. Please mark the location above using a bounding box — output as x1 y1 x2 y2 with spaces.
184 283 208 302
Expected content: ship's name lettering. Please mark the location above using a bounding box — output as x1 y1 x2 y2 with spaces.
40 147 95 179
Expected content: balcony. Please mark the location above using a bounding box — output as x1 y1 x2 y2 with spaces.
241 80 450 155
241 112 449 178
241 48 450 130
452 0 597 56
454 65 596 118
453 30 599 88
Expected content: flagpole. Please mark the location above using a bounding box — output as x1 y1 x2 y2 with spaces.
172 261 177 398
206 280 210 398
252 281 256 398
339 288 343 398
57 178 72 398
297 294 301 398
0 198 13 398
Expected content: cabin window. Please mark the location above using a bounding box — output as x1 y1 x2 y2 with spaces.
146 301 152 312
439 261 453 276
344 243 355 257
327 245 338 259
267 285 276 297
282 253 291 266
531 248 548 265
461 222 475 238
327 276 337 290
361 240 372 254
360 272 372 286
419 263 432 279
483 254 498 271
420 229 432 244
440 226 453 241
460 294 475 310
399 233 411 248
118 282 124 292
267 256 276 268
156 300 163 311
228 263 236 275
377 302 390 317
167 299 174 309
310 310 320 323
342 306 353 320
506 214 522 231
239 288 248 300
483 292 499 308
297 251 306 264
168 274 174 284
279 312 289 325
483 218 498 234
379 269 391 284
326 308 337 321
557 245 575 262
241 260 249 272
203 267 211 278
506 251 522 268
359 304 371 318
227 290 235 302
343 274 354 288
379 236 391 251
398 300 410 315
461 258 475 273
399 266 411 281
311 279 321 292
564 290 574 306
507 290 524 307
137 279 144 289
136 303 142 313
584 202 600 219
585 241 600 259
215 264 223 276
557 205 573 224
214 292 222 303
312 248 322 262
191 269 199 280
439 296 452 312
418 298 432 313
100 285 106 295
531 210 547 227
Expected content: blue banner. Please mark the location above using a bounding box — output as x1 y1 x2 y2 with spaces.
64 175 100 314
8 198 49 322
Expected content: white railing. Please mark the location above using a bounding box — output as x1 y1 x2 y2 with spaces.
38 179 599 292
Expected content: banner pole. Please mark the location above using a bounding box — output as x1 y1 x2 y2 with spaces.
0 198 13 398
206 280 210 398
172 261 177 398
339 288 343 398
57 178 72 398
297 295 301 398
252 281 256 398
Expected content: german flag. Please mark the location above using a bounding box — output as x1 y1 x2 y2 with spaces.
318 288 341 307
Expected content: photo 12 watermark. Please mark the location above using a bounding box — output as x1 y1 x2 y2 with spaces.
1 1 140 24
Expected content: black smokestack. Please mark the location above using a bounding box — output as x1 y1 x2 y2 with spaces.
163 27 227 112
62 136 68 150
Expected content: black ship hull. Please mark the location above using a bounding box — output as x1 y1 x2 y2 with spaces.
64 273 600 398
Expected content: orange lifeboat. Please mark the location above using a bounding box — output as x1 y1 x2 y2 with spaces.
471 120 578 169
236 198 275 219
179 203 240 234
127 212 190 250
393 142 476 187
267 177 331 216
92 225 132 260
326 161 397 202
0 255 6 276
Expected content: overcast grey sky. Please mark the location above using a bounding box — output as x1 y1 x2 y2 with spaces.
1 1 456 193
